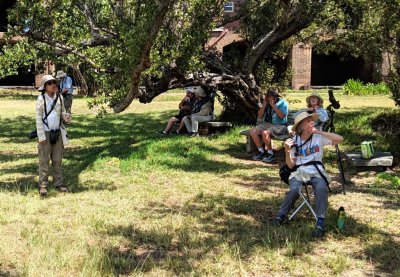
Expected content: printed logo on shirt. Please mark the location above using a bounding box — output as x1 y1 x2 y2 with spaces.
296 144 320 157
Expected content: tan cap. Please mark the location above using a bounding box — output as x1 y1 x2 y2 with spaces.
292 111 319 132
38 75 56 91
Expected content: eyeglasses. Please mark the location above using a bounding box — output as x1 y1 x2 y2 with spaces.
45 80 57 86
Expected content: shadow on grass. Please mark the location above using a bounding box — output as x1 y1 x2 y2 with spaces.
91 192 399 275
0 111 263 193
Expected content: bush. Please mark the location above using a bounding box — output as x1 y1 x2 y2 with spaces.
343 79 390 95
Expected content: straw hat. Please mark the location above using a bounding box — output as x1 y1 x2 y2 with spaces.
292 111 319 132
37 75 56 91
191 86 206 97
306 92 324 107
56 70 67 78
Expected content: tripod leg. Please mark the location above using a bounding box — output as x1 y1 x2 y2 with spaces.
335 144 346 195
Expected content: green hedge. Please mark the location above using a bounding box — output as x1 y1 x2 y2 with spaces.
343 79 390 95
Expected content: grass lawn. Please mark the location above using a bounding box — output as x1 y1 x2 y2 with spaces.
0 89 399 276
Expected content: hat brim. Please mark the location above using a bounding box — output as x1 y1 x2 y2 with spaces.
306 94 324 107
266 92 281 98
56 73 67 78
292 113 319 132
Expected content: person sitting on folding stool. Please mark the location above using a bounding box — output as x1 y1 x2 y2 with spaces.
272 111 343 238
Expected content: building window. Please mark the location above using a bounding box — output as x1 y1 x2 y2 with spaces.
224 2 234 12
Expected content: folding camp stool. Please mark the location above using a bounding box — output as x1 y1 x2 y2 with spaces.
288 181 318 221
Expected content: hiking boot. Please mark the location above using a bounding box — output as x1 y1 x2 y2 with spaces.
39 186 48 197
262 153 277 163
311 226 325 238
252 151 267 161
56 185 68 193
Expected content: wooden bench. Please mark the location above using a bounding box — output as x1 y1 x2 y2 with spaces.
199 121 233 136
240 110 297 153
344 152 393 171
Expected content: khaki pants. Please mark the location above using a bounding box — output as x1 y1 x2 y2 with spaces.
38 131 64 188
183 114 213 133
64 94 73 113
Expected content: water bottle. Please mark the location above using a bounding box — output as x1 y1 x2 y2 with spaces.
337 206 345 231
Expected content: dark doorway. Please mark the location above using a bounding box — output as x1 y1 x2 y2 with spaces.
222 41 248 73
0 0 16 32
311 52 373 86
0 64 36 86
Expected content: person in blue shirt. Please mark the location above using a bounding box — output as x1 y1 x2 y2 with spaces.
56 70 74 113
250 88 289 163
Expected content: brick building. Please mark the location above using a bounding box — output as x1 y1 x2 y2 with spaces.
209 1 389 89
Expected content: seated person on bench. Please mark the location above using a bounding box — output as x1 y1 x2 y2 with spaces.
159 88 196 135
272 111 343 238
182 86 213 137
288 92 329 135
251 88 289 163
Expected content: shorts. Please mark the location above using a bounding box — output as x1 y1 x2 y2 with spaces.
254 122 287 137
174 110 188 121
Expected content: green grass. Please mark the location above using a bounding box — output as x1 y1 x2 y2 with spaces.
0 89 399 276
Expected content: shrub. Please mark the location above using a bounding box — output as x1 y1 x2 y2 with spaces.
343 79 390 95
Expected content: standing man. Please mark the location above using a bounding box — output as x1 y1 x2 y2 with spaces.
250 88 289 163
56 70 74 113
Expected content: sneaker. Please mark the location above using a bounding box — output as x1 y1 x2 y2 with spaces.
311 226 325 238
252 151 267 161
271 217 285 227
189 132 199 137
157 130 169 135
262 153 277 163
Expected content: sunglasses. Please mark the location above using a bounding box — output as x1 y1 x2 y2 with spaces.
45 80 57 86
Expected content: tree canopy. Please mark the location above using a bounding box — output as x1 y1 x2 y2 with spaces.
1 0 399 120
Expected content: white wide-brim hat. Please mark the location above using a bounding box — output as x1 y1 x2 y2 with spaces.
191 86 206 97
292 111 320 132
306 92 324 107
38 75 56 91
56 70 67 78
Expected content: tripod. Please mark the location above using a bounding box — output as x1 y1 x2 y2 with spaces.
326 92 346 195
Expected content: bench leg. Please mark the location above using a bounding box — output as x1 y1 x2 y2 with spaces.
246 136 257 153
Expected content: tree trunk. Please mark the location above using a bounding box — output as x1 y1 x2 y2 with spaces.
70 65 88 96
112 0 175 113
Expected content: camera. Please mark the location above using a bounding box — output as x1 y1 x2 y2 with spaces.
28 129 38 139
328 89 340 110
50 129 60 144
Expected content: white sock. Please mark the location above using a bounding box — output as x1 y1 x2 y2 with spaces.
268 150 274 155
258 147 264 153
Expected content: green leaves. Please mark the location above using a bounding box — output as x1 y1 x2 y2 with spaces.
0 41 37 78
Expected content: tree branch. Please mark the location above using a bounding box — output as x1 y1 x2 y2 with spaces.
112 0 177 113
